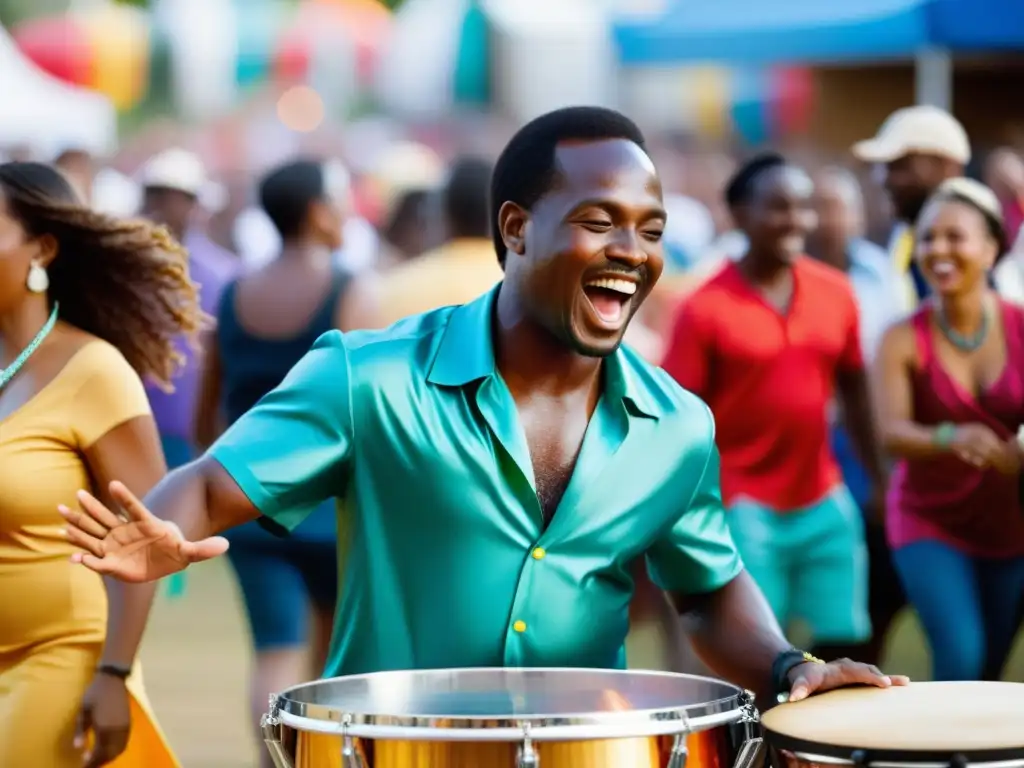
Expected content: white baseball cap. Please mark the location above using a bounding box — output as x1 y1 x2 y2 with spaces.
852 106 971 165
139 148 207 197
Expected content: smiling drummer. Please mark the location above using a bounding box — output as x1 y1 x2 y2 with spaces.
60 107 906 707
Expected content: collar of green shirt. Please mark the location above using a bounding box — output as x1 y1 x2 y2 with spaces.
425 285 662 420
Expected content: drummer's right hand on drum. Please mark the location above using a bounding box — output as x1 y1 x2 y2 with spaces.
786 655 911 703
59 481 230 583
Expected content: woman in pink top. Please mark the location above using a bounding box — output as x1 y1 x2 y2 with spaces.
875 178 1024 681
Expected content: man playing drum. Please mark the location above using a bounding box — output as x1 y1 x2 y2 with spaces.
60 107 906 709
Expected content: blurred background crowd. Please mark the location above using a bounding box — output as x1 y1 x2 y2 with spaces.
2 0 1024 766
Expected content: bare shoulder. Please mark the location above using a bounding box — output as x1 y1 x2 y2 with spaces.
878 315 917 362
33 324 121 379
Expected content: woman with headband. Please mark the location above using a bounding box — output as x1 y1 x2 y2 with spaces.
0 162 202 766
874 177 1024 682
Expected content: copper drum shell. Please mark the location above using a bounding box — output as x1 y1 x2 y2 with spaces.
281 721 743 768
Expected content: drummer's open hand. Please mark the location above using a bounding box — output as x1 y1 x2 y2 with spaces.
59 481 229 583
788 658 910 702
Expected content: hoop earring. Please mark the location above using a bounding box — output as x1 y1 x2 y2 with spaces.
26 262 49 293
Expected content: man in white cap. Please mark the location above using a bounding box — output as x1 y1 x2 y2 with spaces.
138 148 239 469
852 105 971 313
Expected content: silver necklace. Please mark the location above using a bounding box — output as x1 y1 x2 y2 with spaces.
0 303 60 391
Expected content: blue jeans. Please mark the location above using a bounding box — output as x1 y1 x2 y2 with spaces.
893 540 1024 681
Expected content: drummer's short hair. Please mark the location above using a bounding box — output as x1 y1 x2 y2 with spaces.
490 107 648 267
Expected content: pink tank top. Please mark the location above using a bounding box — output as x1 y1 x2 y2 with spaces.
887 300 1024 557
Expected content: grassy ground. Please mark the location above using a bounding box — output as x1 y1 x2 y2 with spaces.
139 559 1024 768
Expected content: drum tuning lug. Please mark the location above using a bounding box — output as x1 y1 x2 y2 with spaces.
516 721 540 767
741 690 760 723
340 714 367 768
668 734 689 768
260 709 294 768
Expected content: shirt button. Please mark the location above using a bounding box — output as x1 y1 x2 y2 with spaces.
531 547 546 560
513 620 527 633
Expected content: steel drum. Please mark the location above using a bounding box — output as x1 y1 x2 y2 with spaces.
762 681 1024 768
261 667 763 767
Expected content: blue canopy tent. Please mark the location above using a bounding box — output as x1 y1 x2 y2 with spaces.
612 0 1024 66
930 0 1024 51
612 0 1022 140
613 0 931 67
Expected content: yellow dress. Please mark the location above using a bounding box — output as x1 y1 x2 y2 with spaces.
0 340 179 767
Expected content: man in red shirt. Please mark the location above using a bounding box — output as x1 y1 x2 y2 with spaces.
663 153 886 656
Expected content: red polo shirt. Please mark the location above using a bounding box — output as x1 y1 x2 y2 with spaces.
662 258 863 510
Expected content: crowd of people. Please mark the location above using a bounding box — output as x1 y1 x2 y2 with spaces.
0 100 1022 767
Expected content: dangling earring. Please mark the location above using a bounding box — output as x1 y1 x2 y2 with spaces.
26 261 49 293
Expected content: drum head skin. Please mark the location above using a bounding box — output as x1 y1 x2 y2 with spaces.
272 668 746 738
762 682 1024 762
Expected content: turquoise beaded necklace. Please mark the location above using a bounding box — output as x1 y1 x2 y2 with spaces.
936 300 990 353
0 303 60 391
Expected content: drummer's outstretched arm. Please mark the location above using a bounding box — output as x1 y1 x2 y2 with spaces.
63 332 354 582
140 455 260 541
154 329 354 540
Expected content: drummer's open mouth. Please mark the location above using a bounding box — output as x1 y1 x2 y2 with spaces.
581 275 639 329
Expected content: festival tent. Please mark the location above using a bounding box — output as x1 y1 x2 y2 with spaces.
12 0 393 122
613 0 932 67
929 0 1024 50
0 25 116 158
612 0 1024 68
610 0 1024 142
374 0 610 122
373 0 489 118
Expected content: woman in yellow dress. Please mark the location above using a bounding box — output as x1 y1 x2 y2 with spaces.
0 162 203 766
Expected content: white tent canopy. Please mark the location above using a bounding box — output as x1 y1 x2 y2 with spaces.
0 25 117 159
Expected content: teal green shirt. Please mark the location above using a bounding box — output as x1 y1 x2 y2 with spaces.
210 285 742 677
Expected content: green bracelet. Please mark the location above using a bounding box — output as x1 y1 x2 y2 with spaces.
934 421 957 447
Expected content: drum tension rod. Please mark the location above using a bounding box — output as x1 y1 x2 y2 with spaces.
668 735 689 768
341 714 367 768
733 692 766 768
668 713 691 768
517 721 539 768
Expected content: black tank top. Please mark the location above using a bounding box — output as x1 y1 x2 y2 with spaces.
217 269 351 426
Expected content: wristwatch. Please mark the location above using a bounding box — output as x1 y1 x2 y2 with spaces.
97 662 132 680
771 648 825 697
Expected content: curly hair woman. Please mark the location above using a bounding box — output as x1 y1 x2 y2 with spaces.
0 162 202 767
